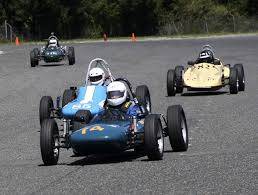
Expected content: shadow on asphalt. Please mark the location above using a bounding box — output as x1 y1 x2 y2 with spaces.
38 63 66 67
181 91 228 96
38 149 178 166
67 151 146 166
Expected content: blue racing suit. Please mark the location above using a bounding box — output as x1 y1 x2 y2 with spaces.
126 104 141 117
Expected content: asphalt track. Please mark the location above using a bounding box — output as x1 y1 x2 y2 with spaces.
0 35 257 194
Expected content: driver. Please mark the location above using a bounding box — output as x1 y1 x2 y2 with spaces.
195 49 214 64
106 81 141 117
89 67 106 85
46 32 60 47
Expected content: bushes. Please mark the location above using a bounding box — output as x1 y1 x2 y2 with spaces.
0 0 257 39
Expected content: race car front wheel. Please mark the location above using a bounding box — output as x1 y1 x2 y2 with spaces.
68 47 75 65
62 89 76 107
144 114 164 160
167 69 176 96
136 85 151 113
234 64 245 91
174 66 184 93
30 48 39 67
40 119 60 166
39 96 54 125
167 105 188 151
229 67 239 94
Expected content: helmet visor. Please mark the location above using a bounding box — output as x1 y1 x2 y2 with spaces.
107 91 124 99
90 75 103 82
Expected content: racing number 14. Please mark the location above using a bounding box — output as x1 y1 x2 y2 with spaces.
81 126 104 135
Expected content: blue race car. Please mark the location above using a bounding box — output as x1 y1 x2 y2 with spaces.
39 58 116 130
40 78 189 165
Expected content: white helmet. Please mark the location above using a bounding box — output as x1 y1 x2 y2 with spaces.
49 39 57 47
107 81 127 106
89 67 105 85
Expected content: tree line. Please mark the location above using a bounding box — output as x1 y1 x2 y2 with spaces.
0 0 257 40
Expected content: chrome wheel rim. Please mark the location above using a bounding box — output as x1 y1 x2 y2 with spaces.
53 136 59 158
146 96 151 113
157 125 164 154
181 118 187 143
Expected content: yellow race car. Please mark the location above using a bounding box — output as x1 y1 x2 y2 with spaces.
167 45 245 96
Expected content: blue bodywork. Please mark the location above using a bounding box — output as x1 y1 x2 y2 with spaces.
62 85 107 119
69 109 144 155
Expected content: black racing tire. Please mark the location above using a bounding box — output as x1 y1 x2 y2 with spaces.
62 89 76 107
174 66 184 93
39 96 54 125
229 67 238 94
135 85 151 113
40 119 59 165
167 69 176 96
167 105 188 151
30 48 39 67
234 64 245 91
73 110 92 131
144 114 164 160
68 47 75 65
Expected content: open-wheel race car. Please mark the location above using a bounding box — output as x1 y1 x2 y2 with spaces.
40 77 189 165
167 45 245 96
39 58 115 131
30 34 75 67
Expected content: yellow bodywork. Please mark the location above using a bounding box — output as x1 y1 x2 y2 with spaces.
183 62 230 88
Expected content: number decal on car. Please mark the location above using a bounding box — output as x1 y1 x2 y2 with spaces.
81 126 104 135
81 128 87 135
90 126 104 131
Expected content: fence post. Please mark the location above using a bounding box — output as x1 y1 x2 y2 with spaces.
205 19 209 34
5 20 7 40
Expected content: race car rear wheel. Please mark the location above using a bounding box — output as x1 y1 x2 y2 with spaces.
144 114 164 160
30 48 39 67
39 96 54 125
73 110 92 131
167 69 176 96
174 66 184 93
234 64 245 91
229 67 239 94
40 119 59 165
136 85 151 113
68 47 75 65
167 105 188 151
62 89 76 107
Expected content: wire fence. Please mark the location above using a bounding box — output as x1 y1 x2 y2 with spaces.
0 21 18 42
0 16 257 41
159 16 258 35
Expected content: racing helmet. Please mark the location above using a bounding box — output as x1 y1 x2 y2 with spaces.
89 67 105 85
49 39 57 47
107 81 127 106
198 49 214 63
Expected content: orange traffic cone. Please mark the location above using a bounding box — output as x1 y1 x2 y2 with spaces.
103 33 107 42
15 37 20 46
131 33 136 42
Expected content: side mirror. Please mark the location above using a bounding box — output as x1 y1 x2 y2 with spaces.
187 61 195 65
